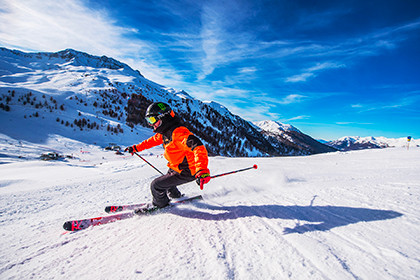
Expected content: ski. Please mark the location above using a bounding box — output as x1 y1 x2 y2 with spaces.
63 211 135 231
105 194 185 213
63 195 203 232
133 195 202 215
104 203 148 213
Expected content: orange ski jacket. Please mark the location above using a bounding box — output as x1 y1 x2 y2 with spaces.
134 126 209 177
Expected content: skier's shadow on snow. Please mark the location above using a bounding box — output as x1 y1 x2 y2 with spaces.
171 202 403 234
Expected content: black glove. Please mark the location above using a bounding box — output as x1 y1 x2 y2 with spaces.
124 145 137 155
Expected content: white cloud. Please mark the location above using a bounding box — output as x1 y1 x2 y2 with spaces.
238 67 257 74
285 73 314 83
0 0 139 55
286 62 344 83
278 94 306 105
284 115 310 122
307 62 344 72
195 2 264 81
335 121 373 125
352 94 420 113
198 4 225 80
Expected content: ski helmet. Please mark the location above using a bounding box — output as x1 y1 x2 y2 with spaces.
145 102 175 126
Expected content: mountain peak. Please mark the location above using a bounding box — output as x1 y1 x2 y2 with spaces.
0 47 140 74
253 120 335 155
328 136 390 151
254 120 300 133
55 49 133 71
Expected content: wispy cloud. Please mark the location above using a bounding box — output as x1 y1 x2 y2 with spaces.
198 5 224 79
231 103 283 122
285 62 344 83
193 3 413 84
316 19 420 59
335 121 374 125
223 67 258 85
0 0 143 56
284 115 311 122
353 92 420 113
196 2 259 80
277 94 307 104
285 73 314 83
189 13 420 86
275 18 420 84
238 67 257 74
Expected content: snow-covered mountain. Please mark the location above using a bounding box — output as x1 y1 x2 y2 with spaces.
254 120 301 134
0 47 330 157
374 136 418 148
327 136 417 151
254 120 337 155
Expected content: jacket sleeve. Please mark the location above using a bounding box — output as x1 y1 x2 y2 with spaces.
183 133 209 176
192 144 209 175
134 134 163 152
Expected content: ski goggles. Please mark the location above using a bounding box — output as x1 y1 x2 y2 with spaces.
145 110 175 125
146 115 159 125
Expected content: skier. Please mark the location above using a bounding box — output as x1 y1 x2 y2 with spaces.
124 102 211 209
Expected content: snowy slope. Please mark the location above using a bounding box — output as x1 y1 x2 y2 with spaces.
1 134 419 279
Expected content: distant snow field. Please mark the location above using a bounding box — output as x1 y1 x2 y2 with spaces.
0 134 419 279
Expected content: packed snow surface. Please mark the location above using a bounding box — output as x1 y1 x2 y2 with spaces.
0 134 419 279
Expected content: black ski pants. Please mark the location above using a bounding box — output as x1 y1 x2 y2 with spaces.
151 169 195 208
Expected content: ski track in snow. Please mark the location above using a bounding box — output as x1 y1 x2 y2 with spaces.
1 140 420 279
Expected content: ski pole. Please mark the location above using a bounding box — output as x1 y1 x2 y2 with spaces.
210 164 258 179
134 152 164 175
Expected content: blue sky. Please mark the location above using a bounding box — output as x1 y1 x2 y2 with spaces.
1 0 419 140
